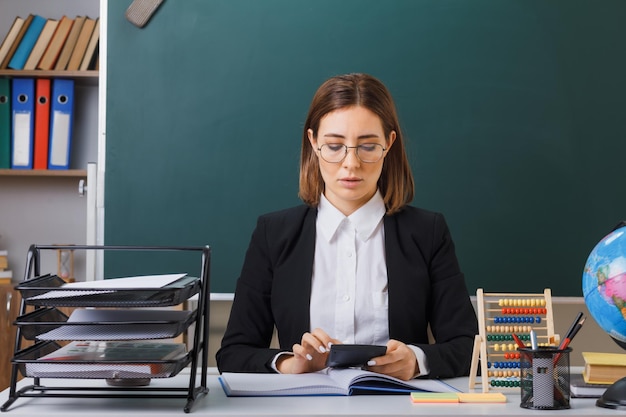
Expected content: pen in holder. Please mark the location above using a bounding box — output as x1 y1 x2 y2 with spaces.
519 346 572 410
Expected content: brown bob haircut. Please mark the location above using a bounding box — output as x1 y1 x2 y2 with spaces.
298 73 415 215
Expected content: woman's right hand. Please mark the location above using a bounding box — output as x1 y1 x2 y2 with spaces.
276 328 341 374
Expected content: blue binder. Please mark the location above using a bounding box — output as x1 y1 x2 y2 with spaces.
11 78 35 169
48 79 74 170
8 15 46 70
0 78 10 169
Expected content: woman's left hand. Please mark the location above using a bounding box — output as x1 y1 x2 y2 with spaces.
364 339 418 381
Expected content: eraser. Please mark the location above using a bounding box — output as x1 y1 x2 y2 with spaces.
125 0 165 28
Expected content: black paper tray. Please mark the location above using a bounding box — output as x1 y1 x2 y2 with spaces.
13 307 69 340
13 341 192 380
16 274 201 307
14 307 197 341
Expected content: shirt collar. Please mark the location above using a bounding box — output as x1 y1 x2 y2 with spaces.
317 191 386 242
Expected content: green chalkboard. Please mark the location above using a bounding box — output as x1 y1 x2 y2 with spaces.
105 0 626 295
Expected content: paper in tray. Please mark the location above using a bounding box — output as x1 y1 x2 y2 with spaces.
13 340 191 380
41 309 196 340
15 308 196 340
16 274 201 307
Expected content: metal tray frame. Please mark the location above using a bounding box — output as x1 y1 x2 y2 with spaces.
1 245 211 413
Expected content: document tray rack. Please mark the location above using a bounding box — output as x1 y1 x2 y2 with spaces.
1 245 211 413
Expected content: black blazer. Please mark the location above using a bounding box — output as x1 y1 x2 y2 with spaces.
216 205 478 378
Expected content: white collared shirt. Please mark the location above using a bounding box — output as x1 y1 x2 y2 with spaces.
310 191 389 345
272 191 429 376
310 191 429 376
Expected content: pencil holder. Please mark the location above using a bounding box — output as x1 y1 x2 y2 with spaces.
519 347 571 410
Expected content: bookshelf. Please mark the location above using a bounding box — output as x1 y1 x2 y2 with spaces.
0 1 102 389
0 69 98 84
0 169 86 177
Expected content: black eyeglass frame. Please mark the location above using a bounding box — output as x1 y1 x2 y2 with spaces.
316 143 386 163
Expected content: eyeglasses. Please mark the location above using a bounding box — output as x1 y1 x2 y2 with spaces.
317 143 386 163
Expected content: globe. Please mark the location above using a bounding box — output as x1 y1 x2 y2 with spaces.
582 221 626 409
583 224 626 350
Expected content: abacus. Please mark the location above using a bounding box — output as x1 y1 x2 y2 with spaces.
468 289 559 392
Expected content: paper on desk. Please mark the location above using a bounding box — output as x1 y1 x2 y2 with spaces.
28 273 187 300
410 392 507 403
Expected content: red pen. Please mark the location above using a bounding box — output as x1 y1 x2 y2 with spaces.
511 333 525 349
554 317 586 364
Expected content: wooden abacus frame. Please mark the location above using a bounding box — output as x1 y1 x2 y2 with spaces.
468 288 559 392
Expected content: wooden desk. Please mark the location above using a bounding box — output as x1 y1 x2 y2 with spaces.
0 369 618 416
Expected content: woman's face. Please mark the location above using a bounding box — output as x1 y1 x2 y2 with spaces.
308 106 395 216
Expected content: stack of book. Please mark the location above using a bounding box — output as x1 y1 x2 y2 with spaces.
0 14 100 72
0 249 12 284
570 373 611 398
582 351 626 384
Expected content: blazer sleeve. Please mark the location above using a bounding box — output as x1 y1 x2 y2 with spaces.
215 214 284 373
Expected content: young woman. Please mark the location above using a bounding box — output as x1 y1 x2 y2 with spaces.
216 73 478 380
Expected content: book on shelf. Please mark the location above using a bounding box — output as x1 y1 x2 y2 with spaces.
37 15 74 71
219 368 459 397
47 78 74 169
0 78 10 168
570 373 611 398
0 253 7 269
11 78 35 169
0 269 13 284
66 17 97 71
8 14 46 70
23 18 59 71
0 16 25 68
582 351 626 384
79 18 100 71
26 340 187 377
33 78 51 169
53 15 85 71
0 14 34 70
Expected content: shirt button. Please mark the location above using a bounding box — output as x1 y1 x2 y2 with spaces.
346 251 353 257
343 295 350 302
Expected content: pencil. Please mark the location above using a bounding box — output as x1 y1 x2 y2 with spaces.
562 312 584 343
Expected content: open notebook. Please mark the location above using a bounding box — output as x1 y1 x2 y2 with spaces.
219 368 459 396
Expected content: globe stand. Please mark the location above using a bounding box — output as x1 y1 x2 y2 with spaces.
596 338 626 409
596 376 626 410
